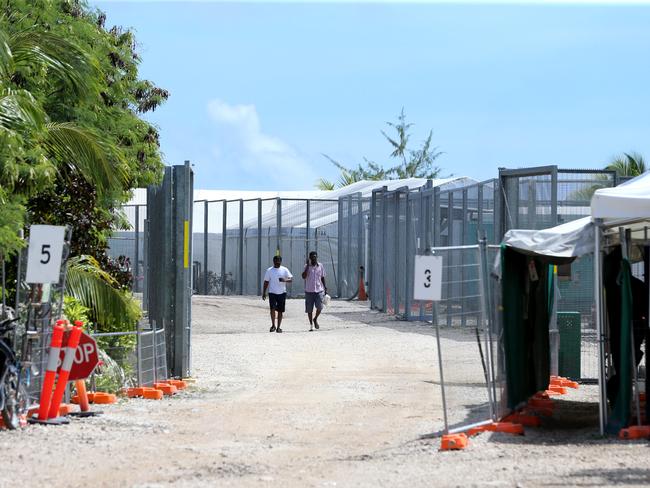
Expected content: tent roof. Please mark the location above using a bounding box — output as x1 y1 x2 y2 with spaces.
591 171 650 221
502 172 650 258
501 217 593 259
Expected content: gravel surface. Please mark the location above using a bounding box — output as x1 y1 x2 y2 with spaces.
1 296 649 488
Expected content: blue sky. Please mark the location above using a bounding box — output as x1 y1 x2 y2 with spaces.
94 1 650 190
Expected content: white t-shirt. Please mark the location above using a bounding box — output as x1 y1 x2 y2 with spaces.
263 266 293 294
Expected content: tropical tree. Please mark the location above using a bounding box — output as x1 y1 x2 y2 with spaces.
0 26 126 256
318 109 444 189
606 152 646 178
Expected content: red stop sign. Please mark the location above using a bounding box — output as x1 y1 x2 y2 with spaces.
57 331 100 380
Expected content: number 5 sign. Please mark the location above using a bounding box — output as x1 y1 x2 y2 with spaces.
25 225 66 284
413 255 443 301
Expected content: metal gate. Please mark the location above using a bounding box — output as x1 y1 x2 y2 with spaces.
430 240 506 435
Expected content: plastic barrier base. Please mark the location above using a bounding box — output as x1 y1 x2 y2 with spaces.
440 433 468 450
28 415 70 426
468 422 525 436
502 413 542 427
619 426 650 440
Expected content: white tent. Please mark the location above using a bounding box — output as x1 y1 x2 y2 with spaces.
502 172 650 259
500 171 650 435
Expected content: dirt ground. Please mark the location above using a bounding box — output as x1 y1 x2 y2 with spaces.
1 296 649 488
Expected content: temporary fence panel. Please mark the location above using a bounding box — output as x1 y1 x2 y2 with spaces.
242 200 260 296
107 204 147 293
207 200 225 296
279 199 307 297
89 330 138 393
310 200 340 298
192 201 206 295
430 243 503 435
224 200 242 296
499 167 617 382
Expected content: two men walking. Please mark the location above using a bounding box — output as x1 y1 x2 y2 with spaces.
262 251 327 332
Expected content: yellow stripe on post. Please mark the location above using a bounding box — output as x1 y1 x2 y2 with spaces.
183 220 190 269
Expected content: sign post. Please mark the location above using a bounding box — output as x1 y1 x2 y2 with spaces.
413 255 443 302
25 225 66 284
413 253 449 435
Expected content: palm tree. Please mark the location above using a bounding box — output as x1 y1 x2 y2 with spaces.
315 178 335 191
606 152 646 178
65 256 141 328
0 27 126 255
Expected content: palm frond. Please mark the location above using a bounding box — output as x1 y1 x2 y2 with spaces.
315 178 335 190
8 30 98 96
65 255 140 328
0 88 46 131
43 122 127 194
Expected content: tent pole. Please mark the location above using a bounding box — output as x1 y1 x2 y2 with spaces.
594 221 607 435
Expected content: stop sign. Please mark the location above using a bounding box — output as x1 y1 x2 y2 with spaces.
57 331 100 380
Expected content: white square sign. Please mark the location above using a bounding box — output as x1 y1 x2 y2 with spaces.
25 225 66 284
413 255 443 301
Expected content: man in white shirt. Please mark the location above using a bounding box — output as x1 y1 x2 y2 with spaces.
262 255 293 333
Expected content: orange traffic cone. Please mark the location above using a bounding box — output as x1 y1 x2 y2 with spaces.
358 277 367 301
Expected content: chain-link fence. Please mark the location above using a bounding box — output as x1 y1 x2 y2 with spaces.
191 198 341 298
499 167 618 382
369 179 499 321
430 242 505 434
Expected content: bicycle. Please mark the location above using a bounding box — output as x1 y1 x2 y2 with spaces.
0 314 31 429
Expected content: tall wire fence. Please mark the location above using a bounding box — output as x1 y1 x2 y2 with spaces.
105 167 629 384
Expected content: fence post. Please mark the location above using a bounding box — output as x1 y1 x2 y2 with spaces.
203 200 209 295
394 191 401 316
551 166 559 226
136 321 142 386
221 201 227 295
368 190 376 305
337 198 343 297
477 183 484 238
257 199 262 296
381 186 388 312
447 192 453 327
276 198 282 255
404 190 412 320
433 187 441 247
305 199 311 258
134 205 140 293
239 199 244 295
461 188 468 326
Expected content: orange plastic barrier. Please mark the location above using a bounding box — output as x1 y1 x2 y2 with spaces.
37 321 65 421
440 433 468 450
75 380 90 412
467 422 524 436
619 426 650 440
154 382 177 395
143 388 163 400
48 324 83 419
92 392 117 404
502 413 542 427
167 380 188 390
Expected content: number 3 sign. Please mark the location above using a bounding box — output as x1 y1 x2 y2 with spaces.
413 255 443 301
25 225 66 284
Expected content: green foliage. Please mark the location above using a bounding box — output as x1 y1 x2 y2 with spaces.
320 109 444 188
606 152 646 177
65 255 141 332
62 295 91 325
0 0 167 261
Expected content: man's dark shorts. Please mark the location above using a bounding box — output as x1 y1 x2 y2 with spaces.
268 292 287 313
305 291 323 313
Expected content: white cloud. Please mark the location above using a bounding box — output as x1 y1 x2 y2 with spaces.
207 99 314 188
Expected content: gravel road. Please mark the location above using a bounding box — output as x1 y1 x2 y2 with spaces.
1 296 648 488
